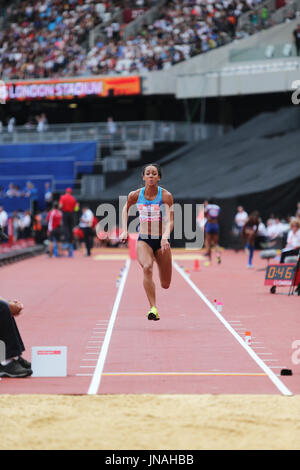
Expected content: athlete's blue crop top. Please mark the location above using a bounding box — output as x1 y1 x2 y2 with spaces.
137 186 163 223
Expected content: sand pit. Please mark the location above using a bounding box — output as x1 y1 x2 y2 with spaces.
0 394 299 450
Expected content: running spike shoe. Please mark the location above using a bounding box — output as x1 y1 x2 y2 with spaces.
147 306 160 321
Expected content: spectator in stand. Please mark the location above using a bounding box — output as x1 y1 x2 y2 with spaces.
7 116 15 133
0 205 8 236
59 187 78 257
234 205 248 235
36 113 48 132
14 185 22 197
260 6 269 28
0 186 3 197
280 219 300 263
79 205 95 257
47 201 63 258
18 210 32 239
257 218 268 245
23 181 39 213
107 116 117 149
265 216 285 249
5 183 18 198
12 211 20 241
44 182 53 210
293 24 300 57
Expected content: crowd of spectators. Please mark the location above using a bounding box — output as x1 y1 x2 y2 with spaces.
87 0 267 75
0 0 282 79
0 205 35 240
0 181 39 200
0 0 158 80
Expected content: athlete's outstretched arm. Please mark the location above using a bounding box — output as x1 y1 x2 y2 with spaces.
161 191 174 252
120 190 139 242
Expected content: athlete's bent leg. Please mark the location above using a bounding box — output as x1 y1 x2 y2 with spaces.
205 233 212 259
211 234 221 263
155 247 172 289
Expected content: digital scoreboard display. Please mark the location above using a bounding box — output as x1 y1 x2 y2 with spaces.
264 264 297 286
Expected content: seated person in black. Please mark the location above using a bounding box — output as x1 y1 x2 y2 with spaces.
0 297 32 378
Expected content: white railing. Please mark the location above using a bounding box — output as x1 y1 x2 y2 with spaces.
0 121 223 145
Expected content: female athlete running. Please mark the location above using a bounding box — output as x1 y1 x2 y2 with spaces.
241 210 260 268
204 200 221 264
120 163 174 321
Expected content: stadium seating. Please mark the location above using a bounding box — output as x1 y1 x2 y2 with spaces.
0 0 158 79
0 0 290 79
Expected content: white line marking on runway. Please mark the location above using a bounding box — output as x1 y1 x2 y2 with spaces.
88 258 131 395
173 261 293 397
270 366 287 369
257 352 273 355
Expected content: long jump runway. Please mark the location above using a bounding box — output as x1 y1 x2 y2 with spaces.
0 249 297 396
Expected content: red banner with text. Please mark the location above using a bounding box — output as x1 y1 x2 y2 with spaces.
2 76 141 101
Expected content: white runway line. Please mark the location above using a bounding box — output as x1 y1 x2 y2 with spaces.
88 258 131 395
173 261 293 397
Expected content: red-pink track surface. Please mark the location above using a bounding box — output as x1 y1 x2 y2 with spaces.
0 248 299 395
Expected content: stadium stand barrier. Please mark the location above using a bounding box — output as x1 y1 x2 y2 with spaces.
0 121 222 144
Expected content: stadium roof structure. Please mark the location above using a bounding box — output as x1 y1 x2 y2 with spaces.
101 106 300 200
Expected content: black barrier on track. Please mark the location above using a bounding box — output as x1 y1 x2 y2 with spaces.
0 245 46 267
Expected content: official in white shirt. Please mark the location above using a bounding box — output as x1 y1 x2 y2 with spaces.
280 220 300 263
0 206 8 229
79 206 94 256
234 206 248 234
